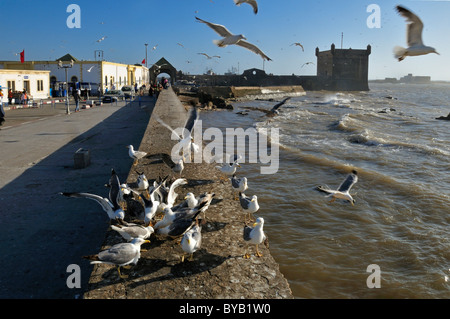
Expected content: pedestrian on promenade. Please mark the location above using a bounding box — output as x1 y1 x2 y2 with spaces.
8 89 13 105
20 90 27 106
0 88 5 126
73 88 81 112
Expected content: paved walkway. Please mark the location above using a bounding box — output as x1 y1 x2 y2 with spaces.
0 97 155 298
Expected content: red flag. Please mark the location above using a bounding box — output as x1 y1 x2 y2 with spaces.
20 50 25 63
141 58 145 64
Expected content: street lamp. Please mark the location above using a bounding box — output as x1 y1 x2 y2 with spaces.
58 59 74 114
145 43 148 68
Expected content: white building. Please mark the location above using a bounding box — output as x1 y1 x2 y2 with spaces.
0 54 149 97
0 69 50 101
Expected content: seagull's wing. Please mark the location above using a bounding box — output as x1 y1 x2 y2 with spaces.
337 171 358 193
234 0 258 14
60 192 114 212
153 114 182 140
231 175 241 188
270 97 291 113
235 40 272 61
167 178 188 207
396 5 424 46
243 225 253 241
108 169 121 208
184 107 199 133
98 243 136 265
161 153 176 169
195 17 233 37
198 52 212 59
239 193 251 209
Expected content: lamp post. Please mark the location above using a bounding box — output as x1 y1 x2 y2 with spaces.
58 59 74 114
145 43 148 68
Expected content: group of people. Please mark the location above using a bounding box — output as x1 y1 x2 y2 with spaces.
0 88 30 126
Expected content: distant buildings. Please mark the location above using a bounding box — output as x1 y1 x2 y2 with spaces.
0 69 50 100
370 73 431 84
0 54 149 98
178 43 372 91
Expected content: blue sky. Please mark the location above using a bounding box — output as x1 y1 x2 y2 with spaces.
1 0 449 80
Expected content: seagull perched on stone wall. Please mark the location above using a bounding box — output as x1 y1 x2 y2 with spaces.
394 5 439 61
196 17 271 61
127 145 147 166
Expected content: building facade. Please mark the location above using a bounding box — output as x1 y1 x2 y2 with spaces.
0 54 149 97
0 69 50 101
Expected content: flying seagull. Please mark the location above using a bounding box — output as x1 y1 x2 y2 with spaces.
291 42 304 51
153 107 200 162
83 238 149 279
233 0 258 15
394 5 439 61
195 17 271 61
316 170 358 205
301 62 315 68
240 97 291 117
87 65 95 72
96 36 107 43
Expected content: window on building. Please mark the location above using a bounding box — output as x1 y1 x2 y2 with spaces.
37 80 44 92
23 80 30 92
7 80 15 91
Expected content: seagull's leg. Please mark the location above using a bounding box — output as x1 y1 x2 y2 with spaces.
243 245 251 259
255 244 263 257
188 253 194 262
181 254 186 262
117 266 129 279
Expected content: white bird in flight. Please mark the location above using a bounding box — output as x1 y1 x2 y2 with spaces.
394 5 439 62
233 0 258 15
316 170 358 205
195 17 271 61
291 42 304 51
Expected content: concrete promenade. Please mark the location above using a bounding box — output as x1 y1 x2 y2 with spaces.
0 97 155 298
83 87 293 299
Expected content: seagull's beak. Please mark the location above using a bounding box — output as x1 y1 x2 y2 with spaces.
253 222 258 227
187 239 191 245
144 240 151 244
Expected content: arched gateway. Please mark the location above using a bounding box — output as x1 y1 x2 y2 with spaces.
149 58 177 84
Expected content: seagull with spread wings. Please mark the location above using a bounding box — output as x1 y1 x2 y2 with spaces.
153 107 200 162
233 0 258 15
316 170 358 205
195 17 271 61
291 42 304 51
394 5 439 61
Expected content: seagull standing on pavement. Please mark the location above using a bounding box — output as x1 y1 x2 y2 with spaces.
127 145 147 166
243 217 267 258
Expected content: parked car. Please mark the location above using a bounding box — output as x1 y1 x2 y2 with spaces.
121 85 135 99
103 89 125 100
102 95 119 103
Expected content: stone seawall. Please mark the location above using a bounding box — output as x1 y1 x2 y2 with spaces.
83 87 293 299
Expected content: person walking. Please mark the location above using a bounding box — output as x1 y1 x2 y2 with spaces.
73 88 81 112
8 89 13 105
0 88 5 126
